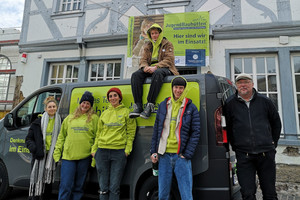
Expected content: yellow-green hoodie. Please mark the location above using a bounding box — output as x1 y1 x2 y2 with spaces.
146 23 163 65
53 113 98 162
91 104 137 155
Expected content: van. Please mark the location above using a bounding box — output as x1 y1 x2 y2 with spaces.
0 73 238 200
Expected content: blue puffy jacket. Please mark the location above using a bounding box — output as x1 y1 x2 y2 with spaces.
150 97 200 159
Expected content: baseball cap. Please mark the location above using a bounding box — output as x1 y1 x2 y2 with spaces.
235 73 253 82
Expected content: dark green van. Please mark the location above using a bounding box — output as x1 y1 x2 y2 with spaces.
0 73 238 200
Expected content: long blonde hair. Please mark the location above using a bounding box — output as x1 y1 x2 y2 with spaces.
71 105 95 123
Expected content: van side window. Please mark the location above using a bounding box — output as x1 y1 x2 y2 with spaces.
15 90 61 127
219 82 236 104
17 96 37 127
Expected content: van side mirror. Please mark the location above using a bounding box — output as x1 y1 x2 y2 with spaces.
4 113 14 128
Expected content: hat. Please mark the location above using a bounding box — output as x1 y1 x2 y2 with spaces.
107 87 123 101
80 91 94 107
235 73 253 82
172 76 187 88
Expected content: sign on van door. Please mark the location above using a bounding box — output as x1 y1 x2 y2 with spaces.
69 82 200 126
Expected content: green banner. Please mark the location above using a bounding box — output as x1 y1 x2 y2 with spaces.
127 12 209 67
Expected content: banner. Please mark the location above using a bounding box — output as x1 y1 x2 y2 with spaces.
127 12 209 67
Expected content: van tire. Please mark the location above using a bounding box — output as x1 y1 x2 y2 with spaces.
0 160 11 200
138 176 158 200
138 176 180 200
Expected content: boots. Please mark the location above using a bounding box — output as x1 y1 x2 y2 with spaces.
129 103 143 118
140 103 155 119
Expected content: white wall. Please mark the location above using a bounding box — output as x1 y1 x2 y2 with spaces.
209 36 300 79
17 45 128 97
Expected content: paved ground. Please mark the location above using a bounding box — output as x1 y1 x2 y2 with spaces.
254 183 300 200
7 187 299 200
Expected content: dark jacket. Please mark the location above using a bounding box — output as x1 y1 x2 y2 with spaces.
139 37 179 76
150 97 200 159
25 117 45 161
224 89 282 153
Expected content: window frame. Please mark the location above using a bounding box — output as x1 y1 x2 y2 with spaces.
291 53 300 138
48 62 80 85
88 60 121 81
0 55 14 111
230 54 282 118
52 0 85 18
147 0 191 9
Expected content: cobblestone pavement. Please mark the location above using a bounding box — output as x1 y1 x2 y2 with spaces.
255 184 300 200
278 194 300 200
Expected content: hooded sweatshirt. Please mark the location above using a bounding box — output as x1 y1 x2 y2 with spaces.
166 78 188 153
139 24 179 75
146 23 163 66
157 77 188 153
53 113 98 162
91 104 136 155
45 117 55 151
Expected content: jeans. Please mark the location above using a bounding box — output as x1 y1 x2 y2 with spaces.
58 157 91 200
158 153 193 200
95 148 127 200
236 150 278 200
131 68 172 105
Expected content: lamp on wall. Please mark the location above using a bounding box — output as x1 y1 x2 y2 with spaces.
21 53 27 63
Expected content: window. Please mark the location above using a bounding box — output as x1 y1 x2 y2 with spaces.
147 0 190 9
231 54 281 112
219 81 236 104
89 61 121 81
291 54 300 137
52 0 84 18
61 0 81 12
0 56 15 111
49 63 79 85
16 90 61 127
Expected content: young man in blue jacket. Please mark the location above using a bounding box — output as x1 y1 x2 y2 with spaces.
150 76 200 200
224 73 282 200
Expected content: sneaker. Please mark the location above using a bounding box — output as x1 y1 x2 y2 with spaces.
129 103 143 118
140 103 155 119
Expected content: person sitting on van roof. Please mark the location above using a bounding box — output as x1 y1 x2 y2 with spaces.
129 23 179 119
150 76 200 200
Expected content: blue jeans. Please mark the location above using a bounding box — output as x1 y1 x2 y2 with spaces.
95 148 127 200
158 153 193 200
58 157 91 200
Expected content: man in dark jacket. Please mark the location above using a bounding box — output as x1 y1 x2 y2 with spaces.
224 73 282 200
150 76 200 200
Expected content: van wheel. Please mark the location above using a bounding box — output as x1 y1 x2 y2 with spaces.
0 160 11 200
138 176 158 200
138 176 180 200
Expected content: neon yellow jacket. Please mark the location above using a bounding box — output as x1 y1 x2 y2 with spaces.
91 104 136 155
53 113 98 162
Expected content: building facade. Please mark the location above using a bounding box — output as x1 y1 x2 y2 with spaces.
0 28 22 118
19 0 300 145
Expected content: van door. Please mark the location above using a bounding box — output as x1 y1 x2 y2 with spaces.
1 89 62 188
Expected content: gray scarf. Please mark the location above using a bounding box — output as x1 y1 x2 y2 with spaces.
29 112 61 196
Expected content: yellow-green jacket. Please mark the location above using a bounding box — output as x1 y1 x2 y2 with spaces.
53 113 98 162
91 104 136 155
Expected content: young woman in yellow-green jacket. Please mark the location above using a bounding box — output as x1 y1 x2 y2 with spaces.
91 87 136 200
53 91 98 200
